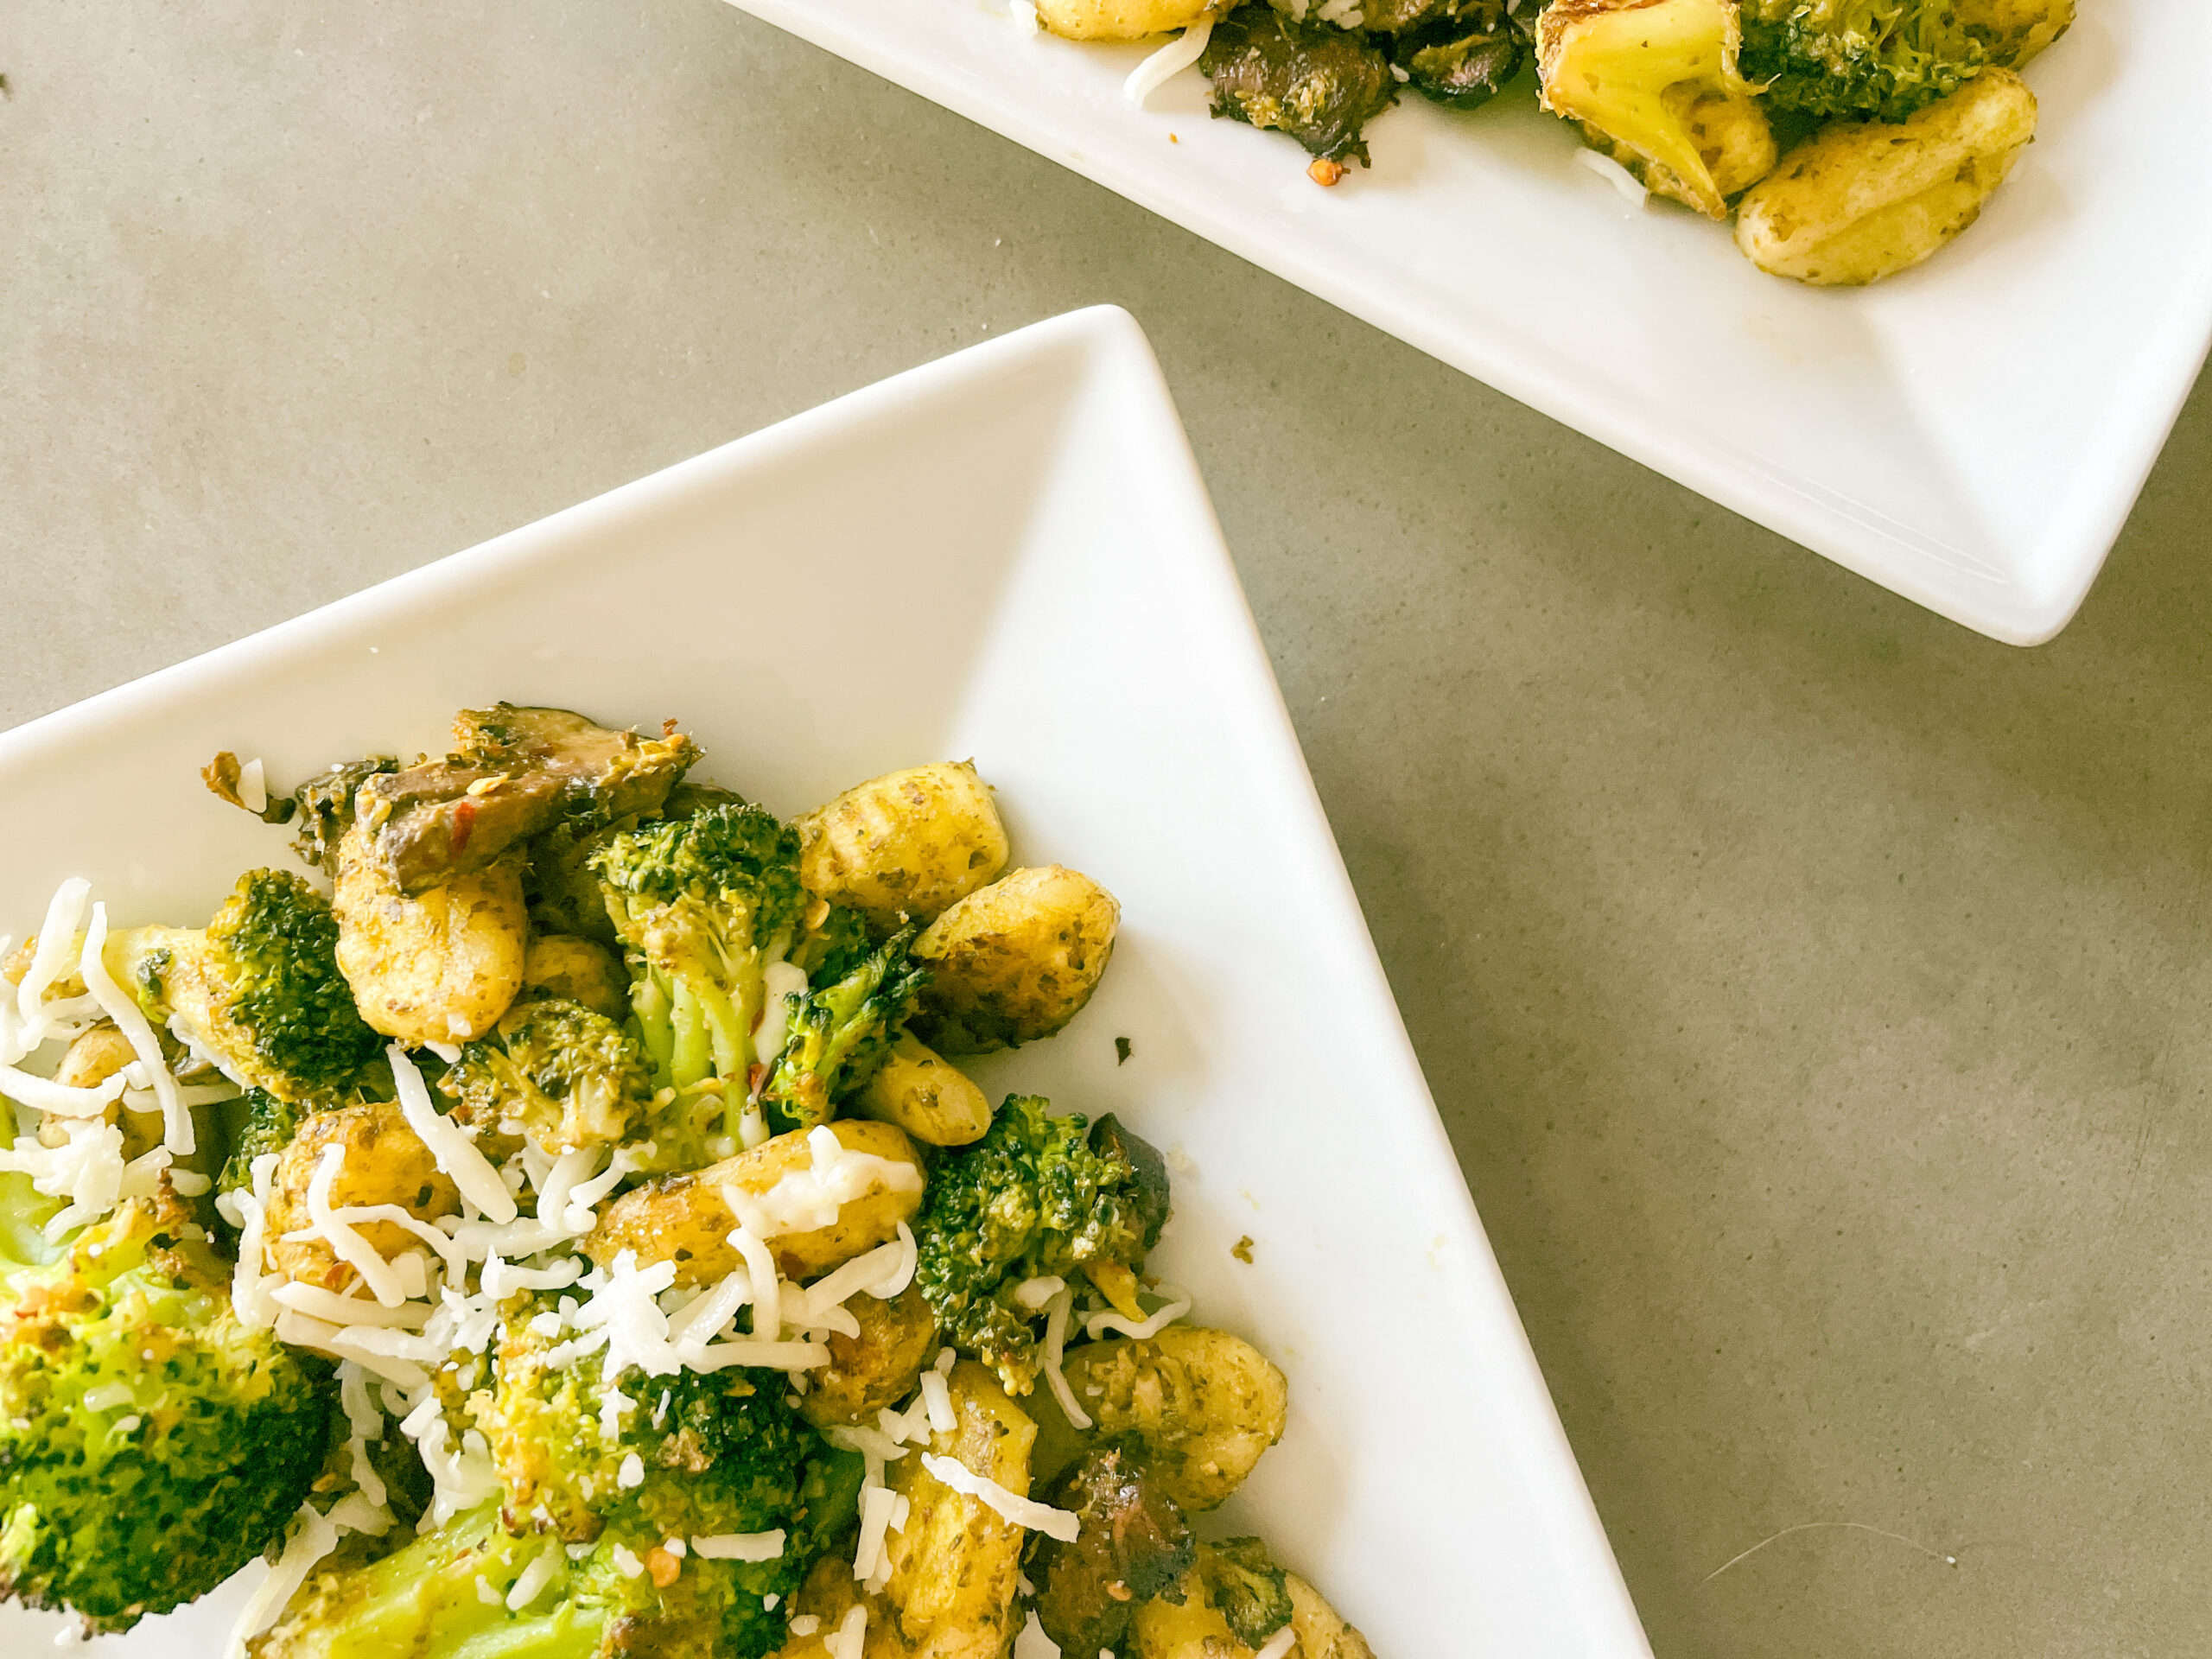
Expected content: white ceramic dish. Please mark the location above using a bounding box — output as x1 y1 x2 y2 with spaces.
0 309 1649 1657
723 0 2212 644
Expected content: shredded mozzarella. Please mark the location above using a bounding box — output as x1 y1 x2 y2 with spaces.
1014 1611 1064 1659
1124 19 1212 107
1013 1274 1065 1313
1574 145 1649 209
16 879 90 1046
1252 1625 1298 1659
1084 1284 1192 1343
918 1369 957 1435
920 1453 1081 1541
225 1503 340 1659
723 1127 921 1240
827 1604 869 1659
853 1482 900 1582
691 1530 787 1561
508 1544 563 1610
1041 1285 1092 1431
390 1045 516 1222
302 1143 408 1306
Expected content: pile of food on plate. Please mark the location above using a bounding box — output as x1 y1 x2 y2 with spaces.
1040 0 2073 286
0 704 1370 1659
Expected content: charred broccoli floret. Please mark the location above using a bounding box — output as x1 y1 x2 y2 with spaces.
1737 0 1984 124
1200 1536 1297 1648
437 996 653 1154
217 1086 309 1199
589 804 806 1111
120 868 381 1106
760 927 927 1134
0 1179 334 1631
912 1096 1171 1394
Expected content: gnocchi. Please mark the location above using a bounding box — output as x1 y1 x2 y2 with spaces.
912 865 1120 1054
797 762 1009 934
1735 69 2038 287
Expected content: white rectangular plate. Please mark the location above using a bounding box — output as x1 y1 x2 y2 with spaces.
725 0 2212 644
0 309 1649 1657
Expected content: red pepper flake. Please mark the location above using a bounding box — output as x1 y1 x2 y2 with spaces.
449 796 478 855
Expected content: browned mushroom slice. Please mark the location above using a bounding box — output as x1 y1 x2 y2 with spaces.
1031 1446 1195 1659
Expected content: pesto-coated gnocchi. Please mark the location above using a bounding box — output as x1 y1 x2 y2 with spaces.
798 761 1009 934
854 1030 995 1147
585 1118 925 1284
912 865 1120 1053
263 1100 458 1293
1957 0 2074 66
1734 68 2037 286
1046 1325 1288 1512
1036 0 1214 41
332 822 528 1046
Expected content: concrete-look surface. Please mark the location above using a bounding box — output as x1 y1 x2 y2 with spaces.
3 6 2209 1656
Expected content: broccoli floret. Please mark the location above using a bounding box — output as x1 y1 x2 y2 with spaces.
912 1096 1171 1394
589 804 805 1115
1737 0 1984 124
1535 0 1741 216
1200 1537 1296 1649
760 927 927 1134
459 1316 861 1656
0 1178 334 1631
217 1086 308 1200
123 869 381 1106
436 997 653 1155
788 899 872 982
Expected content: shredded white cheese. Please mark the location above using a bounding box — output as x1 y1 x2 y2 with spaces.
1124 19 1212 108
507 1544 563 1611
1041 1284 1092 1431
920 1452 1081 1541
1084 1284 1192 1343
390 1044 516 1222
1252 1624 1298 1659
826 1604 868 1659
691 1529 787 1561
224 1503 339 1659
1575 144 1649 209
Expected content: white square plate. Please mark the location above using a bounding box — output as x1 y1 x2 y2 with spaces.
0 308 1648 1658
724 0 2212 644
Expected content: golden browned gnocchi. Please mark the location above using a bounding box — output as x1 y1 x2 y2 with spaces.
855 1031 995 1147
1035 0 1213 41
1287 1571 1378 1659
332 822 528 1046
263 1100 458 1292
1734 68 2038 286
1052 1326 1288 1512
879 1362 1037 1656
912 865 1120 1054
798 762 1009 934
1957 0 2074 66
796 1282 943 1429
585 1118 925 1285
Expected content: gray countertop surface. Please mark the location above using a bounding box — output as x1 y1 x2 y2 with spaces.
3 5 2208 1656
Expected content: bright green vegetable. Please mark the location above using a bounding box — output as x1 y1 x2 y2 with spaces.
760 926 927 1134
124 868 382 1106
437 995 653 1154
0 1179 334 1631
1737 0 1986 123
912 1096 1171 1394
589 804 805 1116
305 1316 866 1659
